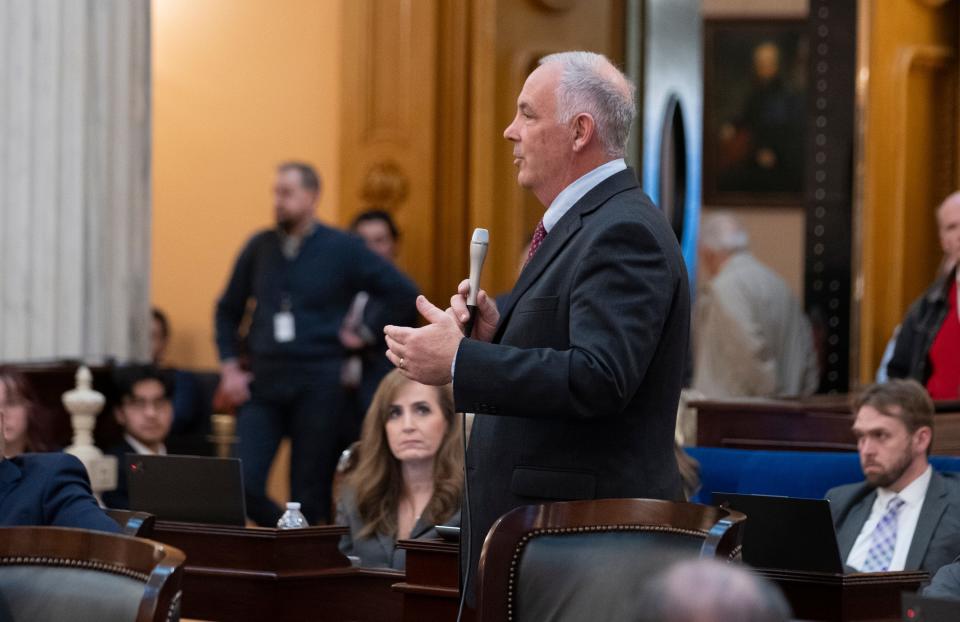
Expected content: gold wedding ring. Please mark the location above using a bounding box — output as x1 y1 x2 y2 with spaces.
399 357 405 370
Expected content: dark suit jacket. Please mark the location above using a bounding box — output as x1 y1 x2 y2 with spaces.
336 486 461 570
455 168 689 586
826 471 960 574
0 453 120 533
101 440 136 510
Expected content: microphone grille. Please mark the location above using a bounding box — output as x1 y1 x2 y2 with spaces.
471 228 489 245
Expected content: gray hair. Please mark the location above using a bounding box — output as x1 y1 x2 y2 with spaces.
538 51 636 158
635 559 792 622
699 212 751 253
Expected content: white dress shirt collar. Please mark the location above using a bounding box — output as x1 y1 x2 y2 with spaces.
542 159 627 233
876 464 932 509
846 464 933 571
124 433 166 456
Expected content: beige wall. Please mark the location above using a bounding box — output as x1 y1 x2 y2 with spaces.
151 0 343 369
701 0 808 299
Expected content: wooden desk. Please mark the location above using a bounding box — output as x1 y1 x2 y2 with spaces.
394 538 471 622
695 396 960 454
759 568 928 621
153 521 403 622
154 520 923 621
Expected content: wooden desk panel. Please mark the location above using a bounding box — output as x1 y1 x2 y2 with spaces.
395 539 470 622
153 521 403 622
759 568 928 622
695 396 960 454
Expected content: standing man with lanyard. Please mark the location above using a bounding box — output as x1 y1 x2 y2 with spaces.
384 52 689 599
216 162 418 526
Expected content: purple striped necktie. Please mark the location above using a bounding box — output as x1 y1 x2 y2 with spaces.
861 495 906 572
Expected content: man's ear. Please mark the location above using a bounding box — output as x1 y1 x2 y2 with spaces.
914 426 933 454
113 406 125 426
572 113 596 152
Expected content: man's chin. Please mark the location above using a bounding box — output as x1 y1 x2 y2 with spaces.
864 471 895 488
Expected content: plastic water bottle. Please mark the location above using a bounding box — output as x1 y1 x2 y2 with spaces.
277 502 309 529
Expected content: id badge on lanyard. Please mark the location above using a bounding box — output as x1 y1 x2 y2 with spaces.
274 294 295 343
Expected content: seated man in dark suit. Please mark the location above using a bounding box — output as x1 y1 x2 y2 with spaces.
0 408 118 532
102 365 174 510
826 379 960 575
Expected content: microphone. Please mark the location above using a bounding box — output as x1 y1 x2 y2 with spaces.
463 228 489 338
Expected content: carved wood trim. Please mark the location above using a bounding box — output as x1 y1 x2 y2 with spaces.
890 44 957 317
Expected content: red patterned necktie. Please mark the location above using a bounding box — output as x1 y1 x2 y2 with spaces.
525 220 548 266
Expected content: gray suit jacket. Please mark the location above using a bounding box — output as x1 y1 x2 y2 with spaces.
925 555 960 600
336 487 460 570
826 471 960 575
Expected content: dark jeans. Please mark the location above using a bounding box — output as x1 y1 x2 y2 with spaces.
336 355 393 451
238 360 343 526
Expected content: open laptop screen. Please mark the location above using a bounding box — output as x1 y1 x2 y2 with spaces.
714 492 845 573
126 454 246 526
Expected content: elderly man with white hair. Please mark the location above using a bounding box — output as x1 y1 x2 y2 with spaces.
693 212 819 398
384 51 689 601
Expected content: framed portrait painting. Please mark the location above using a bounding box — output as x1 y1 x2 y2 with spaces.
703 19 808 206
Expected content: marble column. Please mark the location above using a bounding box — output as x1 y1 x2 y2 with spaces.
0 0 151 362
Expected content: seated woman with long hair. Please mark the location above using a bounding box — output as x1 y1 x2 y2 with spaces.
0 367 54 457
336 369 462 569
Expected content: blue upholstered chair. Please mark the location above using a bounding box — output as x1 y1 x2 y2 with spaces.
685 446 960 504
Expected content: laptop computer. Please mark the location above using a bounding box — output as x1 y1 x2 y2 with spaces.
902 593 960 621
713 492 845 573
126 454 247 526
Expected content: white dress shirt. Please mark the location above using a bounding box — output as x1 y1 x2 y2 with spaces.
124 433 166 456
846 465 933 571
541 158 627 233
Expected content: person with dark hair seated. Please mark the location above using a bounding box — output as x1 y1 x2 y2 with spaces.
102 365 174 510
0 407 118 533
336 369 462 570
0 367 55 457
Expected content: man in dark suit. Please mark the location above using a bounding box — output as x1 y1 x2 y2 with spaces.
826 379 960 575
384 52 689 595
102 365 175 510
0 409 118 532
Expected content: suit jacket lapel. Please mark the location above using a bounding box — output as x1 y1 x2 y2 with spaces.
905 471 947 570
493 168 640 343
837 488 876 560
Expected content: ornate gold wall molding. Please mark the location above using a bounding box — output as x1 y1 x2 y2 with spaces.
341 0 626 302
855 0 958 383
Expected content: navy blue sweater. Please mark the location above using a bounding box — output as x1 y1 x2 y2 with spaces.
215 223 418 364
